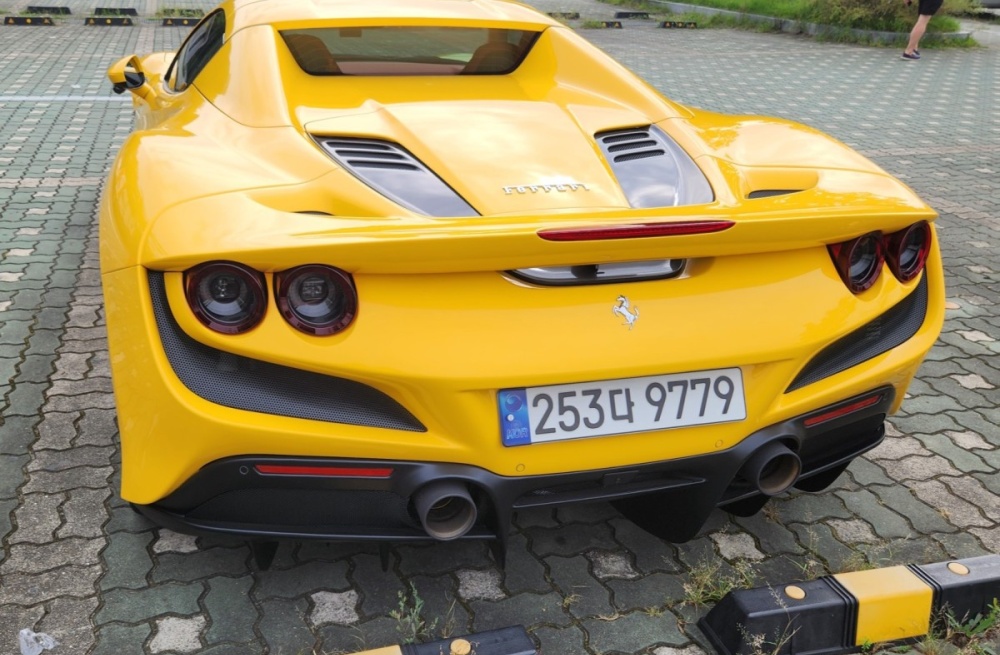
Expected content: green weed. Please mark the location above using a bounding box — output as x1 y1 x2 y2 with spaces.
683 559 757 607
389 583 438 644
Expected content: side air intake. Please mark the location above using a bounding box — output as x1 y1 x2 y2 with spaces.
315 137 478 217
597 126 714 208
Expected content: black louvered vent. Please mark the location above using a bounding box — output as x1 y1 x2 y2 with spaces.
600 129 666 163
595 126 715 208
748 189 800 199
323 139 421 171
315 137 477 217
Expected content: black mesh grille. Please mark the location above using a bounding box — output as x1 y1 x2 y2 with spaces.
747 190 799 199
188 488 416 529
148 272 425 431
787 275 929 392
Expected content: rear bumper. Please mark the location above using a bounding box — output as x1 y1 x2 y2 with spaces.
136 387 891 545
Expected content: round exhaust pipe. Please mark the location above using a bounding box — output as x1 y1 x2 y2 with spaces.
413 480 478 541
740 442 801 496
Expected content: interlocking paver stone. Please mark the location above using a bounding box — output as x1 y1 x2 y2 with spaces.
96 583 204 625
710 532 766 562
258 598 315 655
5 538 103 574
500 532 551 594
149 615 206 654
36 596 99 655
457 568 506 601
836 490 915 540
532 624 589 654
310 589 361 626
256 560 350 599
607 572 685 613
100 530 154 590
584 609 688 653
1 12 998 655
0 564 101 605
150 546 249 583
470 591 572 632
203 576 256 644
589 549 640 580
92 623 153 655
547 554 614 620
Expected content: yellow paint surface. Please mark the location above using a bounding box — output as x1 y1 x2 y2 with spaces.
835 566 933 644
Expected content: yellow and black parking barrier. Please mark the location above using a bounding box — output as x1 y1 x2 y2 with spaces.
700 555 1000 655
349 627 534 655
162 17 198 26
659 21 698 28
85 16 133 25
5 15 55 24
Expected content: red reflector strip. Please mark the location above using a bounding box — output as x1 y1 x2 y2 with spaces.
804 394 883 428
538 220 735 241
254 465 393 478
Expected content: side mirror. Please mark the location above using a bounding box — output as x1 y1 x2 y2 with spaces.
108 55 149 96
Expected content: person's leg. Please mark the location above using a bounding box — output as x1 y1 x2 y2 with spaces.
905 14 932 55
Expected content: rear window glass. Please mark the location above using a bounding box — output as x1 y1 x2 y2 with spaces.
280 27 539 76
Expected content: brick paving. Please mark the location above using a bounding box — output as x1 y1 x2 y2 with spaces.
0 5 998 655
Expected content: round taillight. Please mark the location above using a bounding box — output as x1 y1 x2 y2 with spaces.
184 262 267 334
829 232 884 294
276 265 357 335
885 221 931 283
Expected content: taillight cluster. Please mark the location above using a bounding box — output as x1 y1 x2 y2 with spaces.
828 221 931 294
183 262 357 335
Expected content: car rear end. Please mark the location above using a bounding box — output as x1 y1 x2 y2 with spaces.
102 4 944 551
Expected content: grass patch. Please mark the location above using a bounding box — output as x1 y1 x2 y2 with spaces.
910 600 1000 655
651 0 812 19
683 559 757 607
602 0 978 37
155 7 204 18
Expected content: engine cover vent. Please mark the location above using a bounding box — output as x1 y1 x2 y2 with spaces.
316 137 478 217
596 126 714 209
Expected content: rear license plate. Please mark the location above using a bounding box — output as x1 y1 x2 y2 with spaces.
498 367 745 446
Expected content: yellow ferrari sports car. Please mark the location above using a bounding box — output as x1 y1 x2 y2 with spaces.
102 0 944 564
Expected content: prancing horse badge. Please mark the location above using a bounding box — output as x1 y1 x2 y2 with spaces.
613 295 639 329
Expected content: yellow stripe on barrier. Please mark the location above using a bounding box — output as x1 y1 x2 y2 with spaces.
834 565 933 644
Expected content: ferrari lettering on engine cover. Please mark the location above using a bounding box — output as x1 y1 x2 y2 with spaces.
502 182 590 194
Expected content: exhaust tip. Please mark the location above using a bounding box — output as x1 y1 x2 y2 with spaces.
741 442 801 496
413 480 478 541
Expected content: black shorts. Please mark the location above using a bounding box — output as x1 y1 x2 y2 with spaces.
918 0 943 15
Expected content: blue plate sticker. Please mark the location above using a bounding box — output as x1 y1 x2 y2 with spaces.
498 388 531 446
